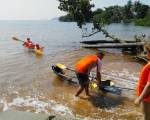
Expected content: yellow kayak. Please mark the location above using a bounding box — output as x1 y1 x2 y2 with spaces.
34 49 43 56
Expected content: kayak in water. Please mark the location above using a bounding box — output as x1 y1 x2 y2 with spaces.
34 49 43 56
12 37 44 55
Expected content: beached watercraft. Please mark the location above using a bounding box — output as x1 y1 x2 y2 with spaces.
52 64 123 95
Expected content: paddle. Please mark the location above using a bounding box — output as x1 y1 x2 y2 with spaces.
56 63 114 84
54 64 113 87
12 37 25 43
54 64 135 91
12 37 45 51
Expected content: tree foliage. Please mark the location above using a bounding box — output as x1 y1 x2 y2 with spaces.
134 1 149 18
123 0 134 20
59 14 75 22
58 0 94 28
58 0 149 25
58 0 150 40
134 10 150 26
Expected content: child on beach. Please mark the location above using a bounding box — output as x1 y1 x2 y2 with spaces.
135 41 150 120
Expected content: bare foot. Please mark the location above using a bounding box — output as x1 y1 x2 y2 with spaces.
79 95 91 100
75 94 79 97
86 94 92 96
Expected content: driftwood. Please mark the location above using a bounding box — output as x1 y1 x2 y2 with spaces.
135 56 149 63
82 42 144 48
80 40 137 44
134 54 149 63
81 25 148 59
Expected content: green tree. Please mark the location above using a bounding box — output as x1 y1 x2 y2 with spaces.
58 0 122 41
92 8 103 16
59 14 75 22
134 1 149 18
105 6 123 23
57 0 150 41
122 0 134 22
134 10 150 26
58 0 94 28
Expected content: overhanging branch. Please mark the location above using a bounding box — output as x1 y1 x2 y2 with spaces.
82 30 101 37
82 27 125 43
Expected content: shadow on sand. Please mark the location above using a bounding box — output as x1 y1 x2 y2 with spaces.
82 93 125 109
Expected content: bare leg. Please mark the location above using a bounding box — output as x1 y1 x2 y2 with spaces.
141 101 150 120
75 86 84 97
85 83 90 96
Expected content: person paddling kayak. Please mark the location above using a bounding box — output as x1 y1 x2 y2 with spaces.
23 38 34 49
75 50 105 97
34 44 44 56
34 44 44 51
34 44 41 50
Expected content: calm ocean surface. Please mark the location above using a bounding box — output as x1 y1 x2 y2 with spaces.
0 20 149 119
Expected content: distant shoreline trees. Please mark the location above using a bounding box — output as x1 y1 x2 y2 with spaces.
58 0 150 27
58 0 149 41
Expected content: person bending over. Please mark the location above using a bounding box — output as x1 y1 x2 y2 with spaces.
75 51 105 97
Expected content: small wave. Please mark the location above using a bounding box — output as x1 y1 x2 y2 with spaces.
0 97 73 116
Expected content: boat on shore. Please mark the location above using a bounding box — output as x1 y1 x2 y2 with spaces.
51 65 136 95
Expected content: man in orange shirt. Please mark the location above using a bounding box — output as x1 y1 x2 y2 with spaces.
75 51 105 97
135 41 150 120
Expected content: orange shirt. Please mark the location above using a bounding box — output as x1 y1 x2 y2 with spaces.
75 55 99 74
137 62 150 102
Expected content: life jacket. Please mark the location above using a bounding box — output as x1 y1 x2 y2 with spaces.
75 55 98 74
26 40 34 49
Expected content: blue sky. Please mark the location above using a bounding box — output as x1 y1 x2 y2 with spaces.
0 0 149 20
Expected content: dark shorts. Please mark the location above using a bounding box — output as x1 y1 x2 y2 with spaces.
76 72 89 86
